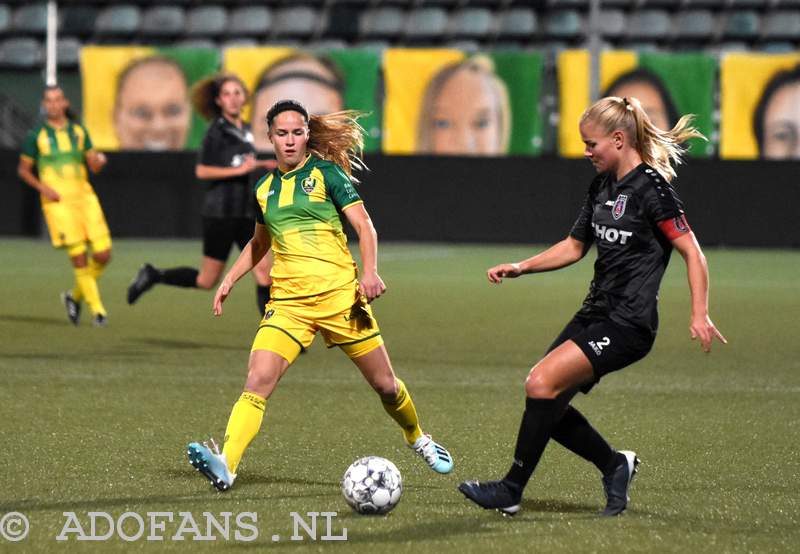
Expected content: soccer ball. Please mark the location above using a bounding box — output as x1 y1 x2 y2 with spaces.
341 456 403 515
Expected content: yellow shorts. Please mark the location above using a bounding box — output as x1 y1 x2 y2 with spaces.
251 282 384 364
42 193 111 252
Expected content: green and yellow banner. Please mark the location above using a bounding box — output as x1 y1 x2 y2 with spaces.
223 47 382 152
80 46 219 151
68 46 800 161
720 53 800 160
383 48 544 156
558 51 715 158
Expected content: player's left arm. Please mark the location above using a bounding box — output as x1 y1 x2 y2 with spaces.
213 223 271 316
343 203 386 303
659 217 727 353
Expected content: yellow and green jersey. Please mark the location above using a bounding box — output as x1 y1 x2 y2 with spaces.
254 155 363 299
20 120 94 204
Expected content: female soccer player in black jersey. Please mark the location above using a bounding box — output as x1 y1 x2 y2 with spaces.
459 96 727 517
126 73 275 315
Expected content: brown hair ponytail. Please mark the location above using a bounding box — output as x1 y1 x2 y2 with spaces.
307 111 367 181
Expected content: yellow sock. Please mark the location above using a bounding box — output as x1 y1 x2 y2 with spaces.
73 259 105 303
74 266 106 316
222 392 266 474
71 282 82 302
381 378 423 445
89 258 107 280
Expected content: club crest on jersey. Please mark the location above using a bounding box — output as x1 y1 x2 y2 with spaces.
612 194 628 220
301 176 317 194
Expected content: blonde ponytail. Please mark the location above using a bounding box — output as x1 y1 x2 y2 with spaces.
581 96 706 182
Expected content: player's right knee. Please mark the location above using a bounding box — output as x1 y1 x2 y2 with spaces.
244 367 279 397
195 274 218 289
524 372 559 399
93 250 111 265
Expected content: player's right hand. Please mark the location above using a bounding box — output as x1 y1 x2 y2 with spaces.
213 279 234 316
42 186 60 202
487 263 522 284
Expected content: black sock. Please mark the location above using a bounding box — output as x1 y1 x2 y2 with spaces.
256 285 271 316
551 405 616 474
159 267 198 288
503 397 563 490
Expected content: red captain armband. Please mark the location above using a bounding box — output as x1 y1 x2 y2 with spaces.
657 214 692 241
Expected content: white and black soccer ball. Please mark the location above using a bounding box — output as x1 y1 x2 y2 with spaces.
341 456 403 515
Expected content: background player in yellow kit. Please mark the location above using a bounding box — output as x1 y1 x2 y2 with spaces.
17 85 112 326
186 100 453 491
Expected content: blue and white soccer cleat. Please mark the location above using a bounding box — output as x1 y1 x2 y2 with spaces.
187 438 236 492
409 433 454 474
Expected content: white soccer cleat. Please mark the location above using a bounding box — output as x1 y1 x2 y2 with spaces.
409 433 454 474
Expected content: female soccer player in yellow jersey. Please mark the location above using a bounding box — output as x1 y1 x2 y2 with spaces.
187 100 453 491
17 86 111 326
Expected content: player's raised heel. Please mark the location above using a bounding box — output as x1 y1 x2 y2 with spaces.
601 450 640 516
409 434 453 474
187 439 236 492
61 291 80 326
458 480 522 516
127 263 158 305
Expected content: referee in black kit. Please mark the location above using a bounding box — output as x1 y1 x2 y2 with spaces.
127 73 276 315
459 96 726 517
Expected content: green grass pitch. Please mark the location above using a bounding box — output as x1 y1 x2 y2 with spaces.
1 238 798 552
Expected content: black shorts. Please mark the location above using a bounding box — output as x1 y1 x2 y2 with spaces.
547 314 654 393
202 217 253 262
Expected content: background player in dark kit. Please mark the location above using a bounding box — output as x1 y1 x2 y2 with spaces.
127 73 276 315
459 95 727 517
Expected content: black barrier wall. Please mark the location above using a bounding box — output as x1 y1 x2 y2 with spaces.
1 149 797 248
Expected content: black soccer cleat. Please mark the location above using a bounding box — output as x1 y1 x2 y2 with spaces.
458 479 522 516
127 263 158 305
601 450 640 516
61 291 80 326
93 313 108 327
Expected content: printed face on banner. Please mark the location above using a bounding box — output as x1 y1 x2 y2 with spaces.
251 55 344 153
424 67 506 155
113 57 191 151
417 58 510 156
606 80 671 132
760 81 800 160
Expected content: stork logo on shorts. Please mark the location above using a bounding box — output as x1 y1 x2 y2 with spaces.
264 309 274 320
301 176 318 194
588 336 611 356
612 194 628 220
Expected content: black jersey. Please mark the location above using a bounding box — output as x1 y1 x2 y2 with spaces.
569 163 686 336
198 117 257 219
